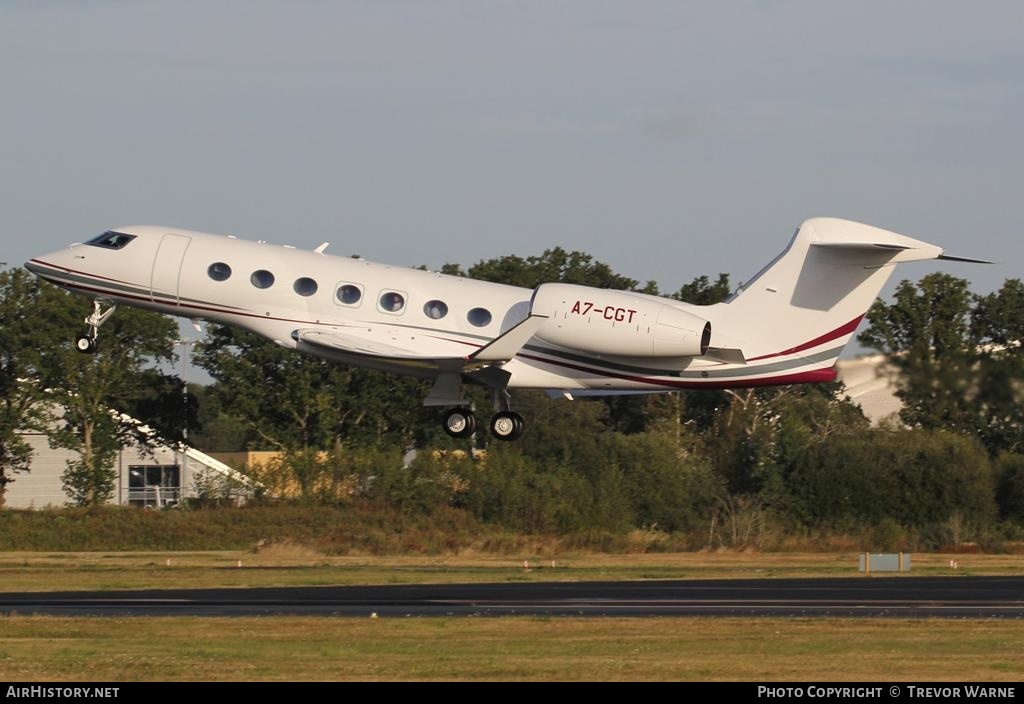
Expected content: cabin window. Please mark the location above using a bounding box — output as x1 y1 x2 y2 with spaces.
86 231 137 250
250 270 275 289
336 284 362 305
423 300 448 320
208 262 232 281
467 307 492 327
293 277 318 296
379 291 406 313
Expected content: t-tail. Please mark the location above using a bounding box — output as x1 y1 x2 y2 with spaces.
709 217 987 375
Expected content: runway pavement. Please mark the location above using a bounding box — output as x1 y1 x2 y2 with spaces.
1 576 1022 617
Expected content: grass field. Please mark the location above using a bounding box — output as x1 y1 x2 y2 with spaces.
0 549 1020 592
1 615 1022 681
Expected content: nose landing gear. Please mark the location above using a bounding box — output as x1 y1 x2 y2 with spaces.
75 300 116 355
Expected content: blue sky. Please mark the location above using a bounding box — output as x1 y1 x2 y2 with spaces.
2 1 1021 299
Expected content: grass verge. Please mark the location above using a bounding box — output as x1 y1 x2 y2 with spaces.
0 615 1021 681
0 551 1020 593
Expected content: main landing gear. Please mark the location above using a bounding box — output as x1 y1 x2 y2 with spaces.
428 371 525 441
442 408 525 441
75 300 116 354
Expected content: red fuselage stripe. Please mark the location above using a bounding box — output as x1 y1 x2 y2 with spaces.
745 315 864 362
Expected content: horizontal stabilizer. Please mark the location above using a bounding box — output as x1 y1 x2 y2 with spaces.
938 253 993 264
809 240 943 264
811 240 991 266
810 242 911 252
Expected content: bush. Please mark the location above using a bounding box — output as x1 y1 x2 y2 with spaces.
995 453 1024 524
788 429 996 527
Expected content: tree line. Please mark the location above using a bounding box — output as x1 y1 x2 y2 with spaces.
1 251 1022 548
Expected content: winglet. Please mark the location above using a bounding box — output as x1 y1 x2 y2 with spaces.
470 314 549 362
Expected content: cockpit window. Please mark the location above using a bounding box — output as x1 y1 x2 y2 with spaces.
86 231 136 250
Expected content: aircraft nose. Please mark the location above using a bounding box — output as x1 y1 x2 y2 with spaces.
24 258 52 279
24 247 73 284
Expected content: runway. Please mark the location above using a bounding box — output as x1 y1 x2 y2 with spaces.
1 576 1022 618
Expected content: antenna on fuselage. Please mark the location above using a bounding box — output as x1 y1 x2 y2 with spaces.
314 242 330 254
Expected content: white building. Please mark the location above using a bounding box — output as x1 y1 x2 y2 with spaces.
835 354 902 425
5 425 250 510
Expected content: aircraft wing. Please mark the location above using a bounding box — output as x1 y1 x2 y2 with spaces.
292 314 548 373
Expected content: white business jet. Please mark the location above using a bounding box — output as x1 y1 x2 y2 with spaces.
25 217 982 440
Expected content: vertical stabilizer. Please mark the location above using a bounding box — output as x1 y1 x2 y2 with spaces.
713 217 947 365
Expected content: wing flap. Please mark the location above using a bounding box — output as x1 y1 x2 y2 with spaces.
295 329 432 360
293 328 468 372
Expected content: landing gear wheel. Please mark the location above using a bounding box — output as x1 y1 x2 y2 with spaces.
75 336 97 354
443 408 477 439
490 411 525 441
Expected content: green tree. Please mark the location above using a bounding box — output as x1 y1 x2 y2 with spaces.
789 429 996 530
457 448 601 533
609 431 720 532
187 383 251 452
671 273 732 305
859 273 976 433
969 279 1024 454
698 383 868 502
861 274 1024 455
994 452 1024 524
458 247 641 290
0 267 69 506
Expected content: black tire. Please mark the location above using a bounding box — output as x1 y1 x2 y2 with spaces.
509 411 525 440
443 408 476 439
76 336 96 354
490 411 525 441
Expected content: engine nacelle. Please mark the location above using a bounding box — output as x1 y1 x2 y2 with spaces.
531 283 711 358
